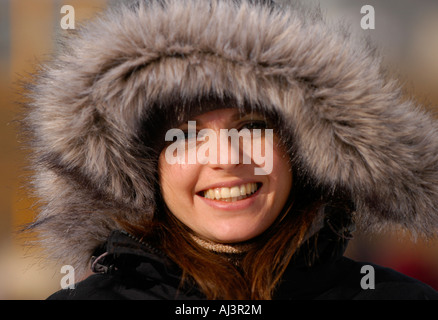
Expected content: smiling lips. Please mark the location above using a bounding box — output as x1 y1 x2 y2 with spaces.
201 182 260 202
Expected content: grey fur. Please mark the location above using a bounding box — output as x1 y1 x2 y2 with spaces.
22 0 438 275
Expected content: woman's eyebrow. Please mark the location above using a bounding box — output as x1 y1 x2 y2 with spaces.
234 112 265 121
178 111 265 129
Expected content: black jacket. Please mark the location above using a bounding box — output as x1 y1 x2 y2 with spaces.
47 229 438 300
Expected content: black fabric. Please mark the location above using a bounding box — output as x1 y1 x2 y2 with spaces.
47 229 438 300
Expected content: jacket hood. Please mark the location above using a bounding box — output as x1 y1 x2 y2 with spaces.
23 0 438 275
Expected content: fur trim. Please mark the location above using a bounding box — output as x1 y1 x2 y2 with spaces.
22 0 438 274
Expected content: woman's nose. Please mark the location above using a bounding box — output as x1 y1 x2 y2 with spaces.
204 129 248 170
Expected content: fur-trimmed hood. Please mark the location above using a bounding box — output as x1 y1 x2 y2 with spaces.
23 0 438 275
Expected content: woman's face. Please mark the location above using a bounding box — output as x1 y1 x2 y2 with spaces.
158 108 292 243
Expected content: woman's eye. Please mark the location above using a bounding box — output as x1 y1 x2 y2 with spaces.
183 131 197 140
240 120 268 131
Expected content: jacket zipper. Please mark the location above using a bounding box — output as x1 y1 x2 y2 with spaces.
119 230 167 258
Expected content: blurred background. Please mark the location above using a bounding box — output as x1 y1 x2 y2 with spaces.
0 0 437 299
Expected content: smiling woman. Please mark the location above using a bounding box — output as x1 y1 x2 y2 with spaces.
153 106 309 298
21 0 438 300
159 108 292 244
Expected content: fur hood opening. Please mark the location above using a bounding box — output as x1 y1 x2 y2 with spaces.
22 0 438 275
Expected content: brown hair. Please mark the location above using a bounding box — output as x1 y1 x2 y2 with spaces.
121 175 323 300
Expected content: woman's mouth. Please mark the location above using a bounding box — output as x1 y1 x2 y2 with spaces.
200 182 261 202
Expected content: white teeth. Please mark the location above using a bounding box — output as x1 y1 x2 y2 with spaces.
202 183 259 201
240 185 246 196
220 188 230 199
230 186 241 198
